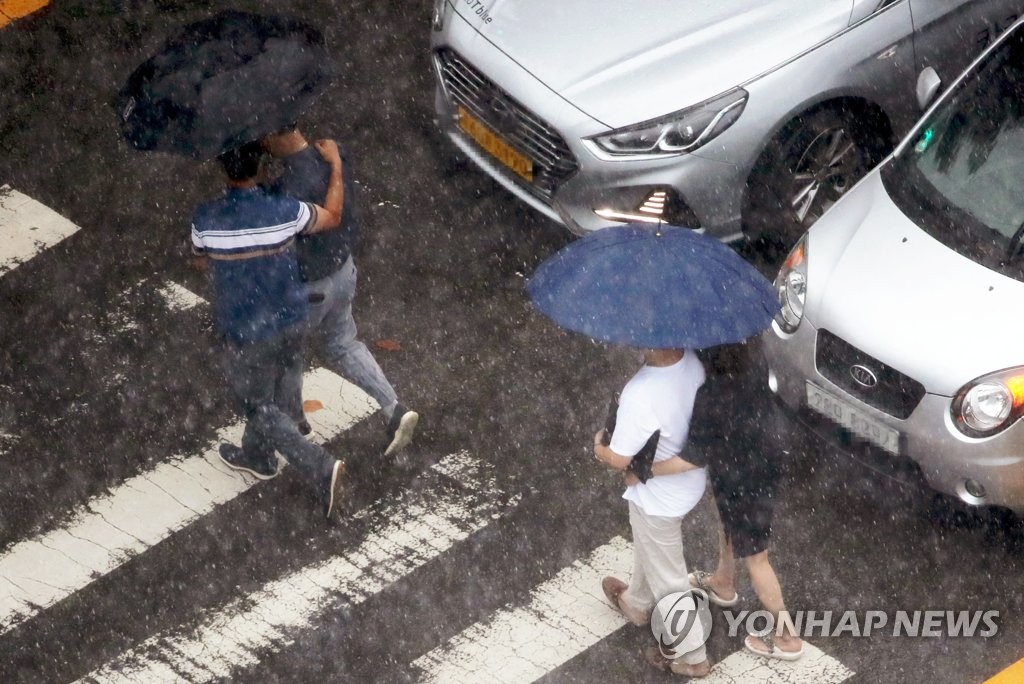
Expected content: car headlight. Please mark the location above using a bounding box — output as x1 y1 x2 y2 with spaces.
774 235 808 333
432 0 446 30
587 89 747 158
952 369 1024 437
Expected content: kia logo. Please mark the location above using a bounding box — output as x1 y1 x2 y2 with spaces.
850 364 879 388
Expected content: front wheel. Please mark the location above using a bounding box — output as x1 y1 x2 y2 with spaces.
744 107 889 261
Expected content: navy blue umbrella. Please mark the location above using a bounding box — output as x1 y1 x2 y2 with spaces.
526 224 779 349
117 10 333 159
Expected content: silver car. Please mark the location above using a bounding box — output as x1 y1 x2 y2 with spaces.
431 0 1020 245
765 16 1024 515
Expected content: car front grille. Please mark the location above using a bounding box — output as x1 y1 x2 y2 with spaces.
434 48 578 202
815 330 925 420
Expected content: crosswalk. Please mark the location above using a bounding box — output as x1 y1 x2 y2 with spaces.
0 190 862 682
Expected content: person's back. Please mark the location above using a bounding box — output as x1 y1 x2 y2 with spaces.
191 140 349 519
689 342 779 486
614 350 707 518
192 187 310 344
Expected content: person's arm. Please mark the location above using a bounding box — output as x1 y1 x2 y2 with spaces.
303 139 344 233
651 455 700 476
593 429 633 471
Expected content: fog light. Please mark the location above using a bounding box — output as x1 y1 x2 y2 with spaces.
594 188 701 227
767 369 779 394
964 479 986 499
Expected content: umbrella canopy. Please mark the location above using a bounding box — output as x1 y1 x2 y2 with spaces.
116 9 333 159
526 224 779 349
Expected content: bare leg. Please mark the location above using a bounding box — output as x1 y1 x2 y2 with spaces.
745 550 802 652
704 526 739 602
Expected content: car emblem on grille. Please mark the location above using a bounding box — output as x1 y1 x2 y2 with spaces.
850 364 879 388
488 92 519 136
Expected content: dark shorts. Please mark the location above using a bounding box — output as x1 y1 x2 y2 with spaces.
710 466 777 559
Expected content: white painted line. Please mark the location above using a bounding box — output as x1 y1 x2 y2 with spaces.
703 643 854 683
79 453 520 684
412 536 635 683
156 280 206 312
413 537 855 684
0 367 377 636
0 185 81 277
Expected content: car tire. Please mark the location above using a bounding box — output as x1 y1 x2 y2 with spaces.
743 105 889 262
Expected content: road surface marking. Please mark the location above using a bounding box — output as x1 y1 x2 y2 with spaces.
0 367 376 636
704 643 853 683
986 657 1024 683
0 0 49 28
412 536 855 684
156 280 206 311
79 452 520 683
0 186 80 277
412 536 634 683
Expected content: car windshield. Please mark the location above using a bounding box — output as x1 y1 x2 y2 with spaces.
882 26 1024 276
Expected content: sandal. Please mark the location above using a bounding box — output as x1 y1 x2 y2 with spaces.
644 646 713 677
744 633 804 661
687 570 739 607
601 576 648 626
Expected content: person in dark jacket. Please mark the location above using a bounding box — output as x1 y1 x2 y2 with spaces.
193 140 347 518
261 125 418 456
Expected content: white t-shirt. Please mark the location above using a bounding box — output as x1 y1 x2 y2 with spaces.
610 351 707 518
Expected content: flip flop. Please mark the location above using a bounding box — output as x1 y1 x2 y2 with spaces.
688 570 740 607
744 634 804 661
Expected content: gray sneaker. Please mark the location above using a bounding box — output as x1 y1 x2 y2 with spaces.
384 405 419 456
218 443 278 480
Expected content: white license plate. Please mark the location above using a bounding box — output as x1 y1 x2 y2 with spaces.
806 382 901 455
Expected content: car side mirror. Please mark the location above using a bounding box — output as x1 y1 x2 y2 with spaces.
916 67 942 110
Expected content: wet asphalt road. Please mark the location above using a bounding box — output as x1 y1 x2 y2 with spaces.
0 1 1023 683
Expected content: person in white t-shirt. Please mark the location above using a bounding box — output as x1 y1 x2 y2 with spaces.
593 347 711 678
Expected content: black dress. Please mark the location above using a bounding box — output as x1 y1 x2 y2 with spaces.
687 344 781 558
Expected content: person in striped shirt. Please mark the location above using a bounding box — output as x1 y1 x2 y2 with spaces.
191 139 348 518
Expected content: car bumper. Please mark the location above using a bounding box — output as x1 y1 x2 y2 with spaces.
764 319 1024 515
430 40 747 240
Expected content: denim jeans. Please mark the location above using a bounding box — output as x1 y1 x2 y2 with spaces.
221 325 333 486
304 257 398 417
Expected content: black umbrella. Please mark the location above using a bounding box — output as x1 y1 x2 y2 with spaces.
117 9 333 159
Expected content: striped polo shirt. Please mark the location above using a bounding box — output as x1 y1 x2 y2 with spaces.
191 187 316 344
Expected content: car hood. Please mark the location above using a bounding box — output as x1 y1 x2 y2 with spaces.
452 0 853 128
807 172 1024 397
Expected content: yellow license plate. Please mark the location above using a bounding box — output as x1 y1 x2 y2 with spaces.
457 106 534 182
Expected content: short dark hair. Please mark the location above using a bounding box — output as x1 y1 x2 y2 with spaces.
217 141 264 181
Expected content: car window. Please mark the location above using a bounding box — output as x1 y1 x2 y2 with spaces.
882 25 1024 278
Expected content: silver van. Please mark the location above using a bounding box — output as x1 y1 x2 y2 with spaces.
431 0 1020 247
765 15 1024 515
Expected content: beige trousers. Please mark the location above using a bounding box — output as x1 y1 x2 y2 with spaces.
621 501 707 665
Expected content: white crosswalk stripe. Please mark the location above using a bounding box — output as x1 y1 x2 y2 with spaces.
0 186 81 277
0 279 380 635
414 537 855 684
414 536 634 683
0 366 376 636
79 452 520 683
